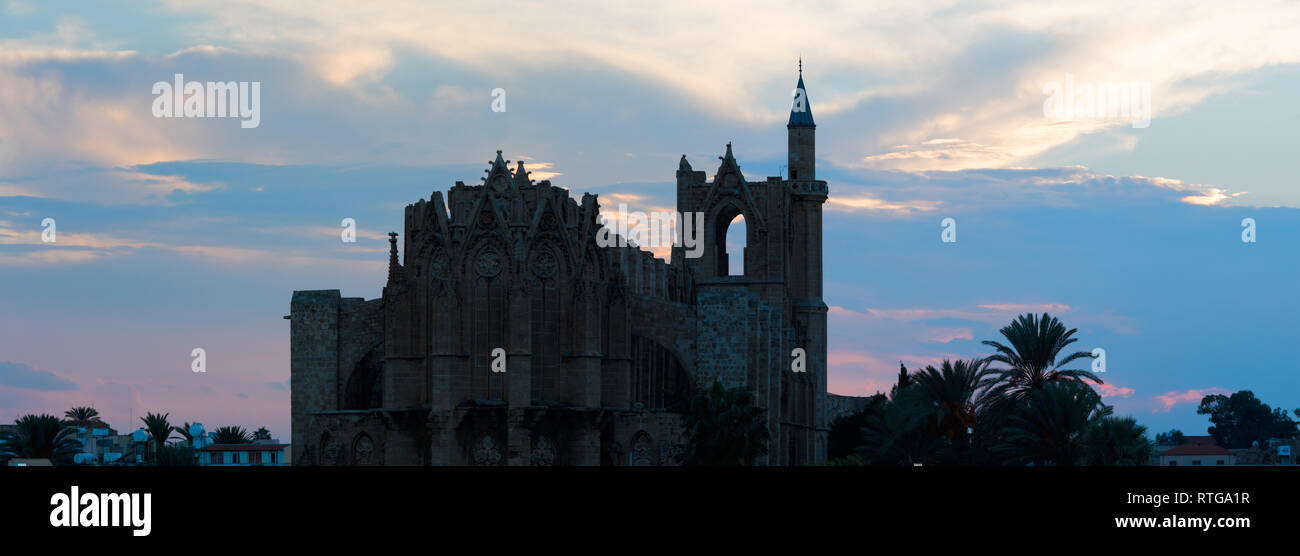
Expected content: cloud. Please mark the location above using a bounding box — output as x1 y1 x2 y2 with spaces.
976 303 1072 314
828 348 962 396
826 194 940 214
1152 387 1230 412
824 165 1253 217
922 327 973 343
1180 187 1247 206
4 2 33 16
827 349 903 396
1097 383 1135 399
0 361 78 391
832 303 1074 327
862 138 1018 169
0 1 1292 196
0 217 386 267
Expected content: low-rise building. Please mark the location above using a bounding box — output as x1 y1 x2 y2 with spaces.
200 439 289 466
1158 436 1235 466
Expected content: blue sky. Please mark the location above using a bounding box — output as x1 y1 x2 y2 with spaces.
1 1 1297 441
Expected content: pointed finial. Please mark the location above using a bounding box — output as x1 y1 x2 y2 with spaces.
387 232 402 284
798 56 802 75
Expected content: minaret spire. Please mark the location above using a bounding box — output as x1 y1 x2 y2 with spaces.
787 61 815 180
788 61 814 127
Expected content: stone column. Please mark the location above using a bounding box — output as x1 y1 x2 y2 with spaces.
506 281 532 465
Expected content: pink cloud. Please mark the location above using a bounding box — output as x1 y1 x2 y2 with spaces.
830 303 1075 327
974 303 1072 314
828 348 963 396
1096 383 1135 399
1152 387 1229 412
922 327 973 343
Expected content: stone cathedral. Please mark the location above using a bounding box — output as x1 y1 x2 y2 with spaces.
289 69 829 465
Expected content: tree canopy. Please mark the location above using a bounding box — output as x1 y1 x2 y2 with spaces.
1197 391 1299 448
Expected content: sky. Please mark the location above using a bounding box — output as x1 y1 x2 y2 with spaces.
1 1 1297 442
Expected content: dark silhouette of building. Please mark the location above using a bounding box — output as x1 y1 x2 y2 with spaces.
289 68 829 465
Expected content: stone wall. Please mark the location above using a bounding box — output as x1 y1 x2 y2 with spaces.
827 393 876 421
289 290 340 455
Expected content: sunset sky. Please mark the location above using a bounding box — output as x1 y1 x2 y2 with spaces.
1 1 1298 441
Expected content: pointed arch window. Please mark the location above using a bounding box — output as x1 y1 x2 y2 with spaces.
713 203 746 277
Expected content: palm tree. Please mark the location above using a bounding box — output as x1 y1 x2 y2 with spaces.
0 414 84 465
860 387 949 465
681 381 770 465
252 427 272 441
998 381 1112 466
982 313 1102 407
140 412 175 456
64 406 106 430
1084 416 1154 466
210 425 253 445
912 358 996 461
172 420 195 444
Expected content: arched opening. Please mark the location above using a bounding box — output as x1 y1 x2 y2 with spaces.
343 344 384 410
630 335 692 411
629 431 656 466
725 214 746 276
352 433 375 465
713 203 746 277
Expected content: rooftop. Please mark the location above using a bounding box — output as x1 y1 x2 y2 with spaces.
1160 436 1234 457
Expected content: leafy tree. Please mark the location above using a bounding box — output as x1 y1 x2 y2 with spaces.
1083 416 1153 465
252 427 272 441
0 414 84 465
681 381 770 465
889 361 912 399
998 381 1111 466
982 313 1102 407
820 454 869 466
1197 391 1300 448
155 444 198 466
140 412 175 456
1155 429 1185 445
827 394 886 460
64 406 107 430
1234 446 1270 465
211 426 253 444
860 387 949 465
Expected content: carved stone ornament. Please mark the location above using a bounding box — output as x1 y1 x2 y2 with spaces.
530 249 557 279
530 436 556 466
472 435 502 466
476 250 502 278
429 250 450 280
354 435 374 465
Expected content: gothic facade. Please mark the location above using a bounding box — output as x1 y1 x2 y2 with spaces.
289 70 829 465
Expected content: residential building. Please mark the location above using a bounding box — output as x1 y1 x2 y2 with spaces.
1158 436 1235 466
